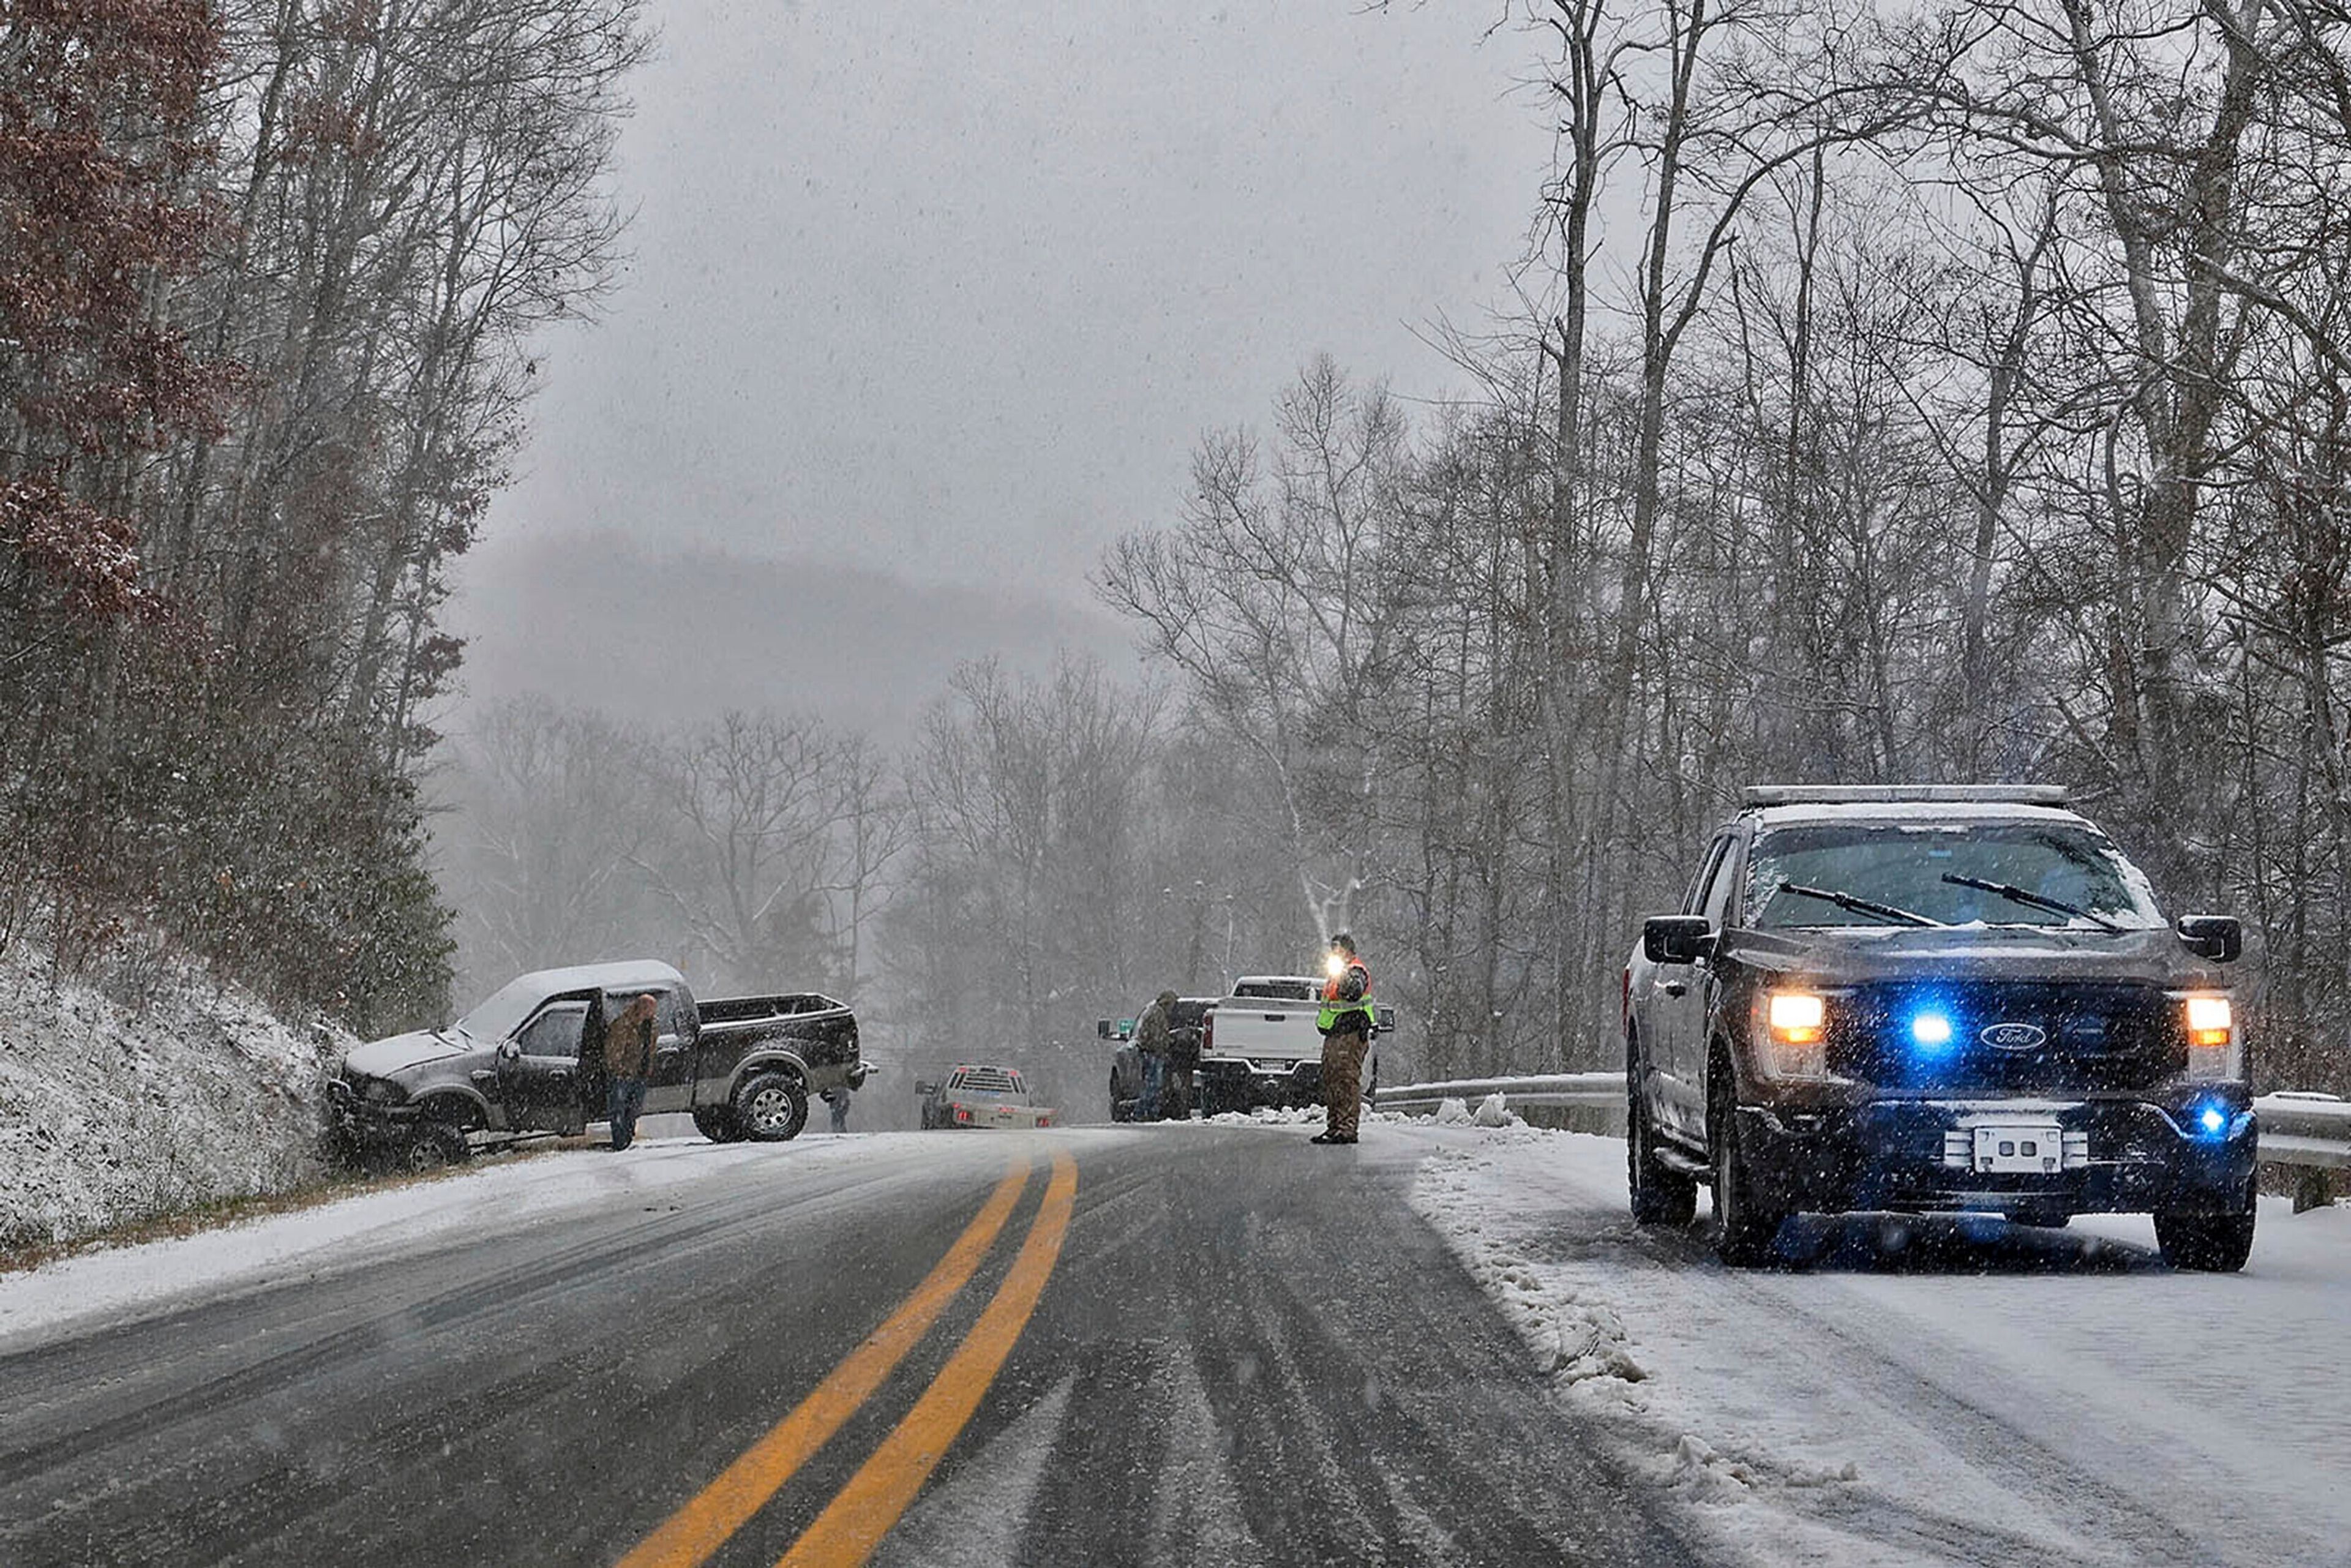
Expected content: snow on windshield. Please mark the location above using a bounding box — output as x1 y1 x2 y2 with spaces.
452 974 554 1042
1745 820 2163 929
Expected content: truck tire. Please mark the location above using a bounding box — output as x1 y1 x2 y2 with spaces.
1709 1054 1785 1267
733 1071 808 1142
693 1107 743 1144
399 1122 470 1174
2155 1184 2256 1272
1627 1032 1697 1227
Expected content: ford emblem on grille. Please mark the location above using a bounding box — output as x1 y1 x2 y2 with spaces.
1980 1021 2047 1050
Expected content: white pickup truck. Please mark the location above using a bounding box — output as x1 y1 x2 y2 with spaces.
1195 975 1394 1116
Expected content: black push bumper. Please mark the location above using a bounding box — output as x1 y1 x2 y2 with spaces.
1734 1092 2257 1220
323 1079 429 1158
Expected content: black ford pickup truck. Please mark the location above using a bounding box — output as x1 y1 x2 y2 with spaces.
1624 786 2256 1270
329 959 866 1168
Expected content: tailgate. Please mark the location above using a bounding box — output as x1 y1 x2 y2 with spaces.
1210 999 1321 1062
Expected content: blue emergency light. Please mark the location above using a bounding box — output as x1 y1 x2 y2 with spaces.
1908 1010 1955 1052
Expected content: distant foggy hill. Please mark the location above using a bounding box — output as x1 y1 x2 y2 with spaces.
438 532 1144 738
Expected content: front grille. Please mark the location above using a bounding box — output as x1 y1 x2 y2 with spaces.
1830 981 2183 1093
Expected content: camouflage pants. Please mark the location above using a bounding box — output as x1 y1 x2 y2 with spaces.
1321 1028 1368 1138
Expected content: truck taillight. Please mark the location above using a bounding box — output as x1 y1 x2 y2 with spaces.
1037 1112 1053 1127
1202 1013 1214 1050
954 1105 972 1124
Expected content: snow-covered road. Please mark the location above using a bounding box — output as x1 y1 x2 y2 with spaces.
1409 1122 2351 1568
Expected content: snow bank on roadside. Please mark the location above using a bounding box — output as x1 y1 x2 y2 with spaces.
1408 1123 2351 1568
0 946 345 1248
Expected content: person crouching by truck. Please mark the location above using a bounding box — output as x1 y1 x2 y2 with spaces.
1133 989 1177 1121
606 992 658 1150
1313 935 1373 1146
1162 1003 1198 1120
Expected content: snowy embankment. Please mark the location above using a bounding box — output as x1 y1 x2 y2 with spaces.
0 947 344 1249
1407 1122 2351 1568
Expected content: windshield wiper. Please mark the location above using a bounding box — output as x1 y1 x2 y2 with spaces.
1940 872 2121 932
1776 883 1946 928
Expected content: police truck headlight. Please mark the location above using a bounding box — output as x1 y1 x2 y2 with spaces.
1756 991 1834 1079
2178 993 2240 1081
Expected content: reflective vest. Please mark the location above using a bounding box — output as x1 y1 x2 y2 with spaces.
1318 958 1374 1033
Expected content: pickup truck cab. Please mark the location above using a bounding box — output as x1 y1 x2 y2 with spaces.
330 959 866 1167
1100 997 1216 1120
1625 786 2256 1269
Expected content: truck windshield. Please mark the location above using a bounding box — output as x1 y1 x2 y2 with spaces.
1745 820 2161 930
452 975 552 1042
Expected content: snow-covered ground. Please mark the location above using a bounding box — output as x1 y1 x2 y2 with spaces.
1407 1122 2351 1568
0 945 346 1248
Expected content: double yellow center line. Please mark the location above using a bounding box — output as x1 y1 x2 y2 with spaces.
618 1149 1078 1568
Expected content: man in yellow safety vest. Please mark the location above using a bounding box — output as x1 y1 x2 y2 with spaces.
1311 933 1373 1146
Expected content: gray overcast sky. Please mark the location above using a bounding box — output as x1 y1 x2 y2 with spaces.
470 0 1553 603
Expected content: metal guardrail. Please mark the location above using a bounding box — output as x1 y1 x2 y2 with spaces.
1371 1073 1624 1116
2254 1093 2351 1169
1372 1076 2351 1206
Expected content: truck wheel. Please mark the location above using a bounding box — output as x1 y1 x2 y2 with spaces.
401 1122 470 1174
733 1072 808 1142
1627 1033 1697 1227
693 1107 743 1144
2155 1185 2256 1272
1709 1060 1785 1267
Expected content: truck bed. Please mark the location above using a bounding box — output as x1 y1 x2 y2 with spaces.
697 993 848 1028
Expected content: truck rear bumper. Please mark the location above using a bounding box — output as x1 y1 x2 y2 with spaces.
1734 1094 2257 1220
1200 1057 1322 1110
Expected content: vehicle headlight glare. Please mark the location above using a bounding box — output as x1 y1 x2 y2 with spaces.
1766 991 1826 1045
2179 993 2240 1082
2197 1103 2228 1137
1910 1011 1954 1050
2184 994 2233 1047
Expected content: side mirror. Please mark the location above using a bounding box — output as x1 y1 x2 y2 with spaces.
1374 1005 1398 1032
2177 914 2243 963
1096 1019 1113 1040
1643 915 1714 965
914 1079 937 1097
496 1040 522 1065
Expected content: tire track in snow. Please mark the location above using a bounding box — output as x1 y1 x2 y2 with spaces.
1410 1130 2330 1568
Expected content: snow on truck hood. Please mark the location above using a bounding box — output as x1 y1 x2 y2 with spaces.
343 1029 467 1078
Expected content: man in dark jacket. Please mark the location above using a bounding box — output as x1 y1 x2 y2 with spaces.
606 992 658 1150
1162 999 1198 1121
1133 989 1177 1122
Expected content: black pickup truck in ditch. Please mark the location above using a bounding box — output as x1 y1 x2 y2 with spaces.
1625 786 2257 1270
329 959 866 1168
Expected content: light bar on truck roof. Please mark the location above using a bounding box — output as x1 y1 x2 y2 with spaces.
1741 784 2071 808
